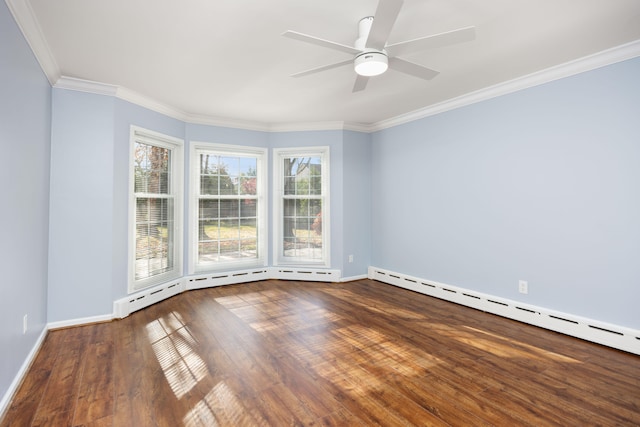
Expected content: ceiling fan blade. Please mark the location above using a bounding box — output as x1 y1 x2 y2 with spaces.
366 0 404 50
389 57 440 80
282 30 360 55
352 75 370 92
290 59 353 78
385 26 476 57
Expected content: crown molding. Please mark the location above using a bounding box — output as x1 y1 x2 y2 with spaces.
5 0 59 84
54 76 118 96
184 112 271 132
53 76 363 133
370 39 640 132
48 39 640 135
267 121 370 133
341 122 374 133
116 86 190 123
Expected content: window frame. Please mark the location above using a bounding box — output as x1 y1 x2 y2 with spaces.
273 146 330 267
128 126 184 293
189 142 268 274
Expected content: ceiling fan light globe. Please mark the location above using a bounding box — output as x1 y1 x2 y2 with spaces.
354 51 388 76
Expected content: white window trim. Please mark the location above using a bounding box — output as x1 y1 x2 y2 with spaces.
128 126 184 293
273 146 330 267
189 142 268 274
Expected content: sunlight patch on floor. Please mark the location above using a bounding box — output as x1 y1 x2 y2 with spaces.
319 287 425 320
146 312 209 399
183 381 253 427
218 289 343 335
461 326 582 363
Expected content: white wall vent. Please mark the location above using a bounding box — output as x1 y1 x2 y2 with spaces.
113 279 186 318
369 266 640 355
271 267 341 282
187 268 271 290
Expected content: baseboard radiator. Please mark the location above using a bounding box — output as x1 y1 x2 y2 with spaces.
369 266 640 355
114 279 186 318
113 267 341 318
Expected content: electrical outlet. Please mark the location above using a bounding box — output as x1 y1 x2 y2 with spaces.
23 314 28 334
348 254 354 263
518 280 528 294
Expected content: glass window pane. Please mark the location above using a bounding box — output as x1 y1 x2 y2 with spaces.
310 175 321 195
220 219 240 238
294 199 306 217
134 168 147 193
295 177 309 195
200 154 219 174
284 177 296 195
134 143 149 193
240 238 257 256
136 198 149 222
201 175 219 195
240 218 257 239
240 199 256 218
220 240 240 257
239 157 256 176
240 177 257 195
199 199 219 220
199 220 219 242
220 156 238 174
284 158 296 176
219 199 239 218
199 242 219 263
311 212 322 235
219 175 236 195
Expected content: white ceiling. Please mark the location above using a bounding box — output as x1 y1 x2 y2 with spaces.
10 0 640 130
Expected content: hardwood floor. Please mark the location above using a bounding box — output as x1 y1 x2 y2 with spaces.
2 279 639 426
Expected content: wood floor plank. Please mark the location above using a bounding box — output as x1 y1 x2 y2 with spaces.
244 383 316 426
31 328 89 426
384 371 492 427
0 331 65 427
316 408 366 427
3 279 640 427
71 341 115 426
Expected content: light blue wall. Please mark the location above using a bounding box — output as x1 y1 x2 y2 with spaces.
48 89 116 322
0 0 51 403
342 131 372 278
371 57 640 329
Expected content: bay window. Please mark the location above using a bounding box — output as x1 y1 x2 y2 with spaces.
129 127 183 292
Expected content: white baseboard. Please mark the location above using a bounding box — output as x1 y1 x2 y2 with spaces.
187 268 271 290
0 327 48 418
47 313 114 330
340 274 368 282
113 279 186 319
369 266 640 355
187 266 341 290
270 267 341 282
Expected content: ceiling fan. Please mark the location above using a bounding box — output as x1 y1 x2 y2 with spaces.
282 0 475 92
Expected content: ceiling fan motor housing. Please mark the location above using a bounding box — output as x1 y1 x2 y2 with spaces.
355 16 374 49
354 16 388 77
354 50 388 76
